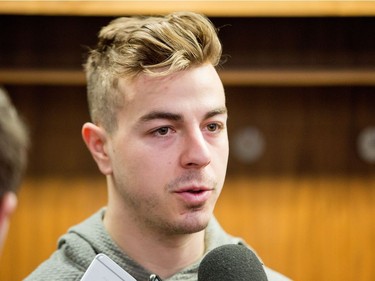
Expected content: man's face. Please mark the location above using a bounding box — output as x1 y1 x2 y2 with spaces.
106 64 228 235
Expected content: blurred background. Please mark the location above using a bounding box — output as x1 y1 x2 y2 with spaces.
0 2 375 280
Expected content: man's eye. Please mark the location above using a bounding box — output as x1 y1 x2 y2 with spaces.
155 127 170 136
207 123 221 132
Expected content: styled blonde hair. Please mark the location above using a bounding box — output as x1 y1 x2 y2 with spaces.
84 11 222 133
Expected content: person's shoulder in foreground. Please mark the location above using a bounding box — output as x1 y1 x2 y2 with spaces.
0 87 29 255
25 11 291 281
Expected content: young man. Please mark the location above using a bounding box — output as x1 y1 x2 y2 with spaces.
0 87 29 255
26 12 290 280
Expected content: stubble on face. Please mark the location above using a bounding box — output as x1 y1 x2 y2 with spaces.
114 169 220 236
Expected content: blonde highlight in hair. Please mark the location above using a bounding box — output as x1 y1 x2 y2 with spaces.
84 11 222 133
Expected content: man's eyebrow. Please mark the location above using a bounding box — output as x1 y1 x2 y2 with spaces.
205 107 228 119
139 111 183 123
139 107 227 123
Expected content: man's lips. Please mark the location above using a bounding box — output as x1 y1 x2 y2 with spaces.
174 186 213 205
175 186 212 193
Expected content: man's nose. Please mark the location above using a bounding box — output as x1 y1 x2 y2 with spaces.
180 130 211 169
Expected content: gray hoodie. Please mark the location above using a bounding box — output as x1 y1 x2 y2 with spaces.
24 208 291 281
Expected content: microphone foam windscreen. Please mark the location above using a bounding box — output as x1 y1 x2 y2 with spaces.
198 244 268 281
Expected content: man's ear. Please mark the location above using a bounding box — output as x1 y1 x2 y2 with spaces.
82 122 113 175
0 192 17 225
0 192 18 253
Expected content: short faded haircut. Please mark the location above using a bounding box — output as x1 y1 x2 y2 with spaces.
84 11 222 133
0 88 29 197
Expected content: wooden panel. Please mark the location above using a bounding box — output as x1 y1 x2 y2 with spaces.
0 176 374 281
7 86 98 177
2 16 375 87
2 16 375 71
226 88 375 176
2 68 375 86
215 176 375 281
0 177 107 280
1 1 375 17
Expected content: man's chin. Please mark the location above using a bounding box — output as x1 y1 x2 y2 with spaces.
175 213 211 234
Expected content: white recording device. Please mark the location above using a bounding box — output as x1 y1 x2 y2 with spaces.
80 253 137 281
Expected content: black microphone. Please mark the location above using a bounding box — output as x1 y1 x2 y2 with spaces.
198 244 268 281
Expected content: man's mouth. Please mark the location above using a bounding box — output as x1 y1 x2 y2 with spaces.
174 186 213 205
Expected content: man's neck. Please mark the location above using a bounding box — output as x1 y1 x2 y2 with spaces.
104 206 206 279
